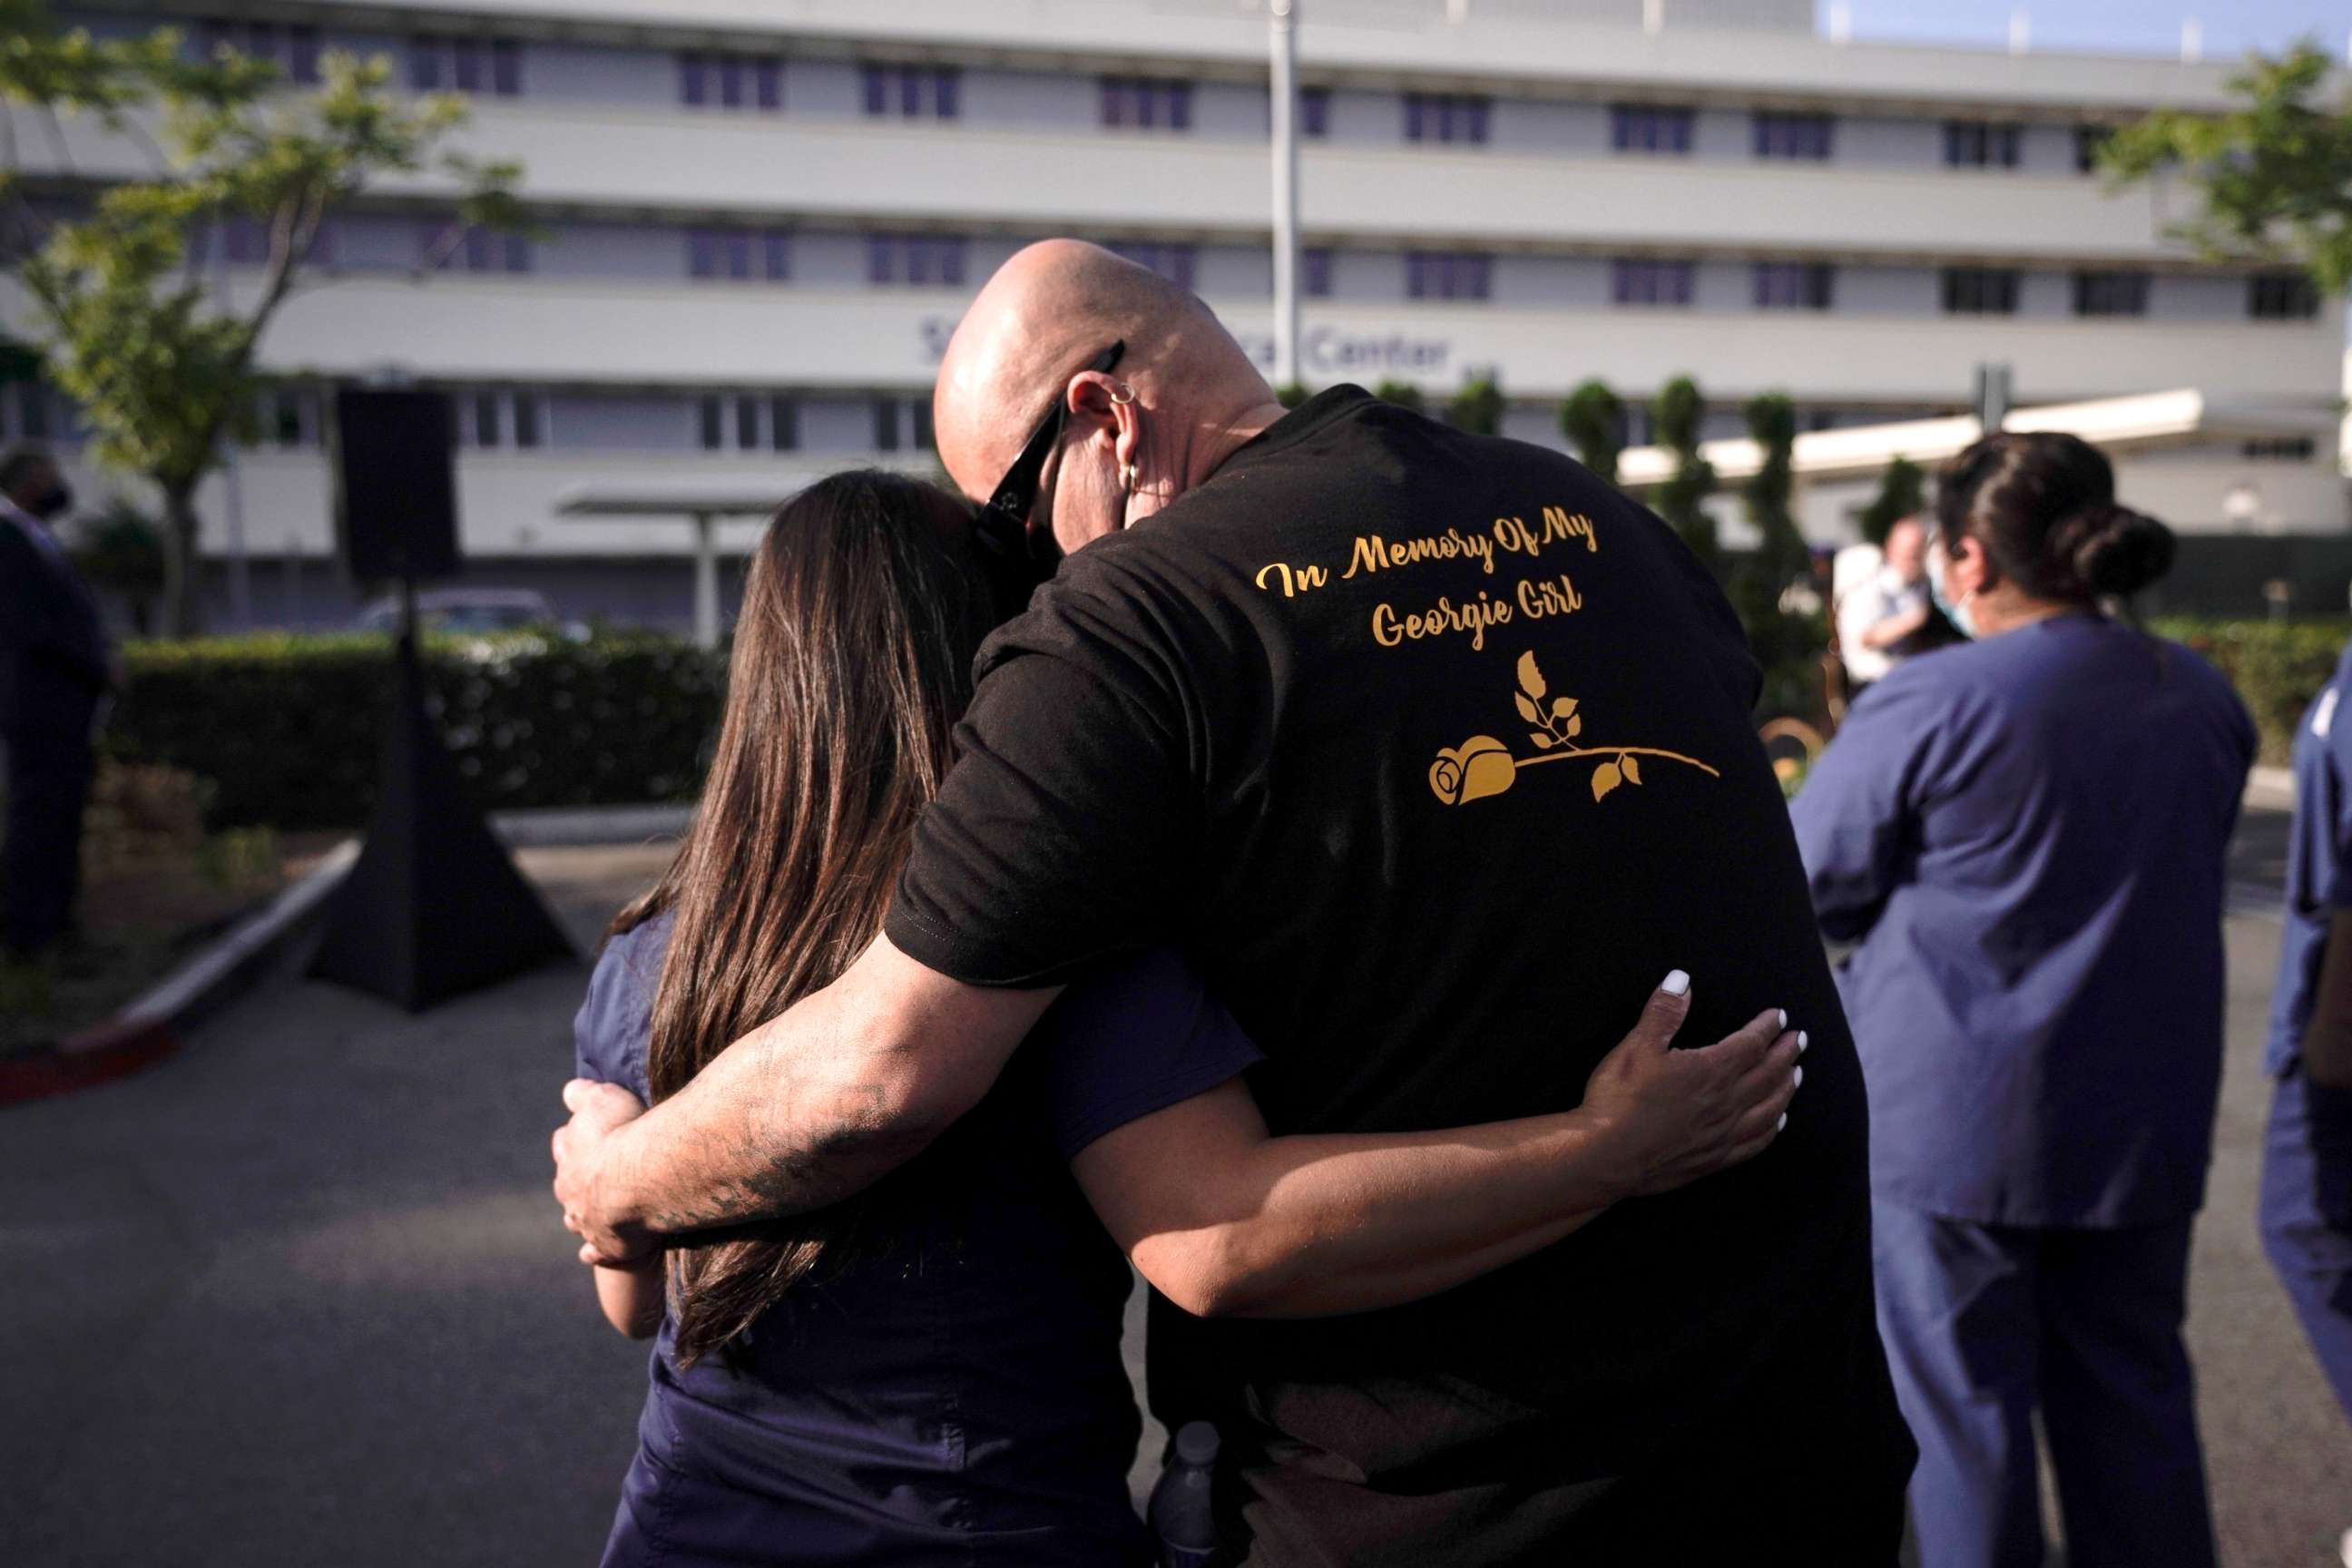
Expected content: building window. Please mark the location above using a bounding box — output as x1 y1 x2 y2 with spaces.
409 36 443 90
1754 111 1833 161
1301 247 1333 299
429 224 530 274
769 397 799 452
874 399 901 452
1611 104 1694 154
472 390 500 447
862 64 958 120
2250 271 2321 320
492 39 523 97
2073 270 2149 318
1755 261 1834 310
867 234 969 287
691 230 789 282
513 390 543 449
1944 121 2022 169
2074 124 2113 174
680 53 779 113
735 397 760 450
408 36 521 96
452 39 483 93
1101 78 1194 132
1110 243 1198 291
1942 267 2021 314
698 396 725 451
762 231 791 282
1406 93 1490 146
1299 86 1330 138
1612 258 1695 307
1406 251 1494 302
2243 436 2318 461
201 19 323 85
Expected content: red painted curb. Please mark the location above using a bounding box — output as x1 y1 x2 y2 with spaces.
0 1017 184 1109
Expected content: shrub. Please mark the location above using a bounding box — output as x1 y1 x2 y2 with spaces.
105 632 727 828
2155 618 2349 764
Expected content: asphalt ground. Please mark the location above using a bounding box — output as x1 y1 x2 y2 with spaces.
1 825 2346 1565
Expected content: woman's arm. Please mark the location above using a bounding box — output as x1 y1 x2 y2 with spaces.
594 1258 666 1339
1070 977 1800 1319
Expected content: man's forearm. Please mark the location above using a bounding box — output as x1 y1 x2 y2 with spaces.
1858 605 1929 650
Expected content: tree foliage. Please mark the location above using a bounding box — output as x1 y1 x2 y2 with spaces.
1857 454 1926 548
1371 378 1425 414
1559 378 1623 485
2100 41 2352 293
1651 376 1720 572
1739 392 1807 591
1 0 525 634
1448 374 1503 436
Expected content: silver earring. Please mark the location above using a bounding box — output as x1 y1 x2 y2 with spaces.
1120 463 1140 494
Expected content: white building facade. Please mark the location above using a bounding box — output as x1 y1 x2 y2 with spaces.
4 0 2346 627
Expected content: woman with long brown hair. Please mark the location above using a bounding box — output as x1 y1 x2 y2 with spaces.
573 470 1805 1564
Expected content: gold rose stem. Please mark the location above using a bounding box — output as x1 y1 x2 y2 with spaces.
1516 748 1721 777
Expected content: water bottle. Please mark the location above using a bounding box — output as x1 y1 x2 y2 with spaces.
1148 1420 1221 1568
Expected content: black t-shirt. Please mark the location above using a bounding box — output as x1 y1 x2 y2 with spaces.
887 388 1910 1564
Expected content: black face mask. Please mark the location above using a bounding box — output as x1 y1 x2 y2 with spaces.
29 481 71 520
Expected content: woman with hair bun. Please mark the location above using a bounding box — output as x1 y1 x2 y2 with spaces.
1792 431 2255 1568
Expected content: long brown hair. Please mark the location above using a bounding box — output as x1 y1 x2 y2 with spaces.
608 469 995 1366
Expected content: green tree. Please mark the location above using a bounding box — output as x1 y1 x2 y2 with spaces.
1 0 524 635
2101 41 2352 292
1738 392 1808 593
1857 454 1926 547
1559 378 1623 485
1447 374 1503 436
1274 382 1309 409
1651 377 1720 573
69 496 166 633
1371 378 1425 414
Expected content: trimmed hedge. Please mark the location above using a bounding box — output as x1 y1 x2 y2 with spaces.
2154 618 2350 765
107 632 726 829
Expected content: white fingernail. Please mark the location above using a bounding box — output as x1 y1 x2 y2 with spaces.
1794 1066 1805 1090
1776 1112 1788 1133
1778 1009 1788 1031
1661 970 1690 997
1798 1031 1809 1054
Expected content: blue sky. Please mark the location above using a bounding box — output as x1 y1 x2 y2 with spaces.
1832 0 2351 58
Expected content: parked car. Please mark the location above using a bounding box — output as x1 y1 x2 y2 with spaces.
355 589 588 641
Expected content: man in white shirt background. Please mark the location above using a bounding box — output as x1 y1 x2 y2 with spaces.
0 446 112 959
1837 514 1936 697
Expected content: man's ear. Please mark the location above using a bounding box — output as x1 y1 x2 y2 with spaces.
1067 371 1140 466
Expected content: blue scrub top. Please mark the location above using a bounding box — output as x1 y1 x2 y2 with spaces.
2266 638 2352 1078
1792 614 2253 1228
573 915 1263 1567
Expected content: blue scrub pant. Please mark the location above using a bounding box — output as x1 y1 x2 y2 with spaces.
2259 1067 2352 1419
1871 1201 2217 1568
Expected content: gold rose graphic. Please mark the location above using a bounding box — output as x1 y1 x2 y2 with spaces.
1428 651 1720 806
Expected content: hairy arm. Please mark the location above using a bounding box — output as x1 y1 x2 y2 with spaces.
1073 984 1800 1318
2302 906 2352 1090
557 936 1060 1262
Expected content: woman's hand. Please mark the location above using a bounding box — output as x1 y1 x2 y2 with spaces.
1580 973 1804 1200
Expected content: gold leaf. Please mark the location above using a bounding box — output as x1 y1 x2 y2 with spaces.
1551 697 1578 720
1514 691 1542 725
1530 731 1554 750
1622 754 1643 786
1516 650 1545 702
1592 761 1622 802
1566 714 1583 739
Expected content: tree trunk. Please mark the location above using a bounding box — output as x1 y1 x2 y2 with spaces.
159 485 203 640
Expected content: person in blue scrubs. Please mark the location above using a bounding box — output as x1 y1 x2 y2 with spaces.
2259 632 2352 1548
1793 432 2255 1568
568 470 1808 1566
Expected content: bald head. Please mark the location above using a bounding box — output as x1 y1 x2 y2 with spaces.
934 240 1273 511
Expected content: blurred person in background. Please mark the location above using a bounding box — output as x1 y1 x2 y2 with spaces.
570 469 1804 1566
2256 618 2352 1568
0 444 110 960
1792 433 2253 1568
1835 515 1956 698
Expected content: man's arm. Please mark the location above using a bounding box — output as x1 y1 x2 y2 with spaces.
2301 907 2352 1090
555 935 1060 1263
1857 602 1931 651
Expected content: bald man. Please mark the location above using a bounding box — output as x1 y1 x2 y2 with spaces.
555 242 1912 1563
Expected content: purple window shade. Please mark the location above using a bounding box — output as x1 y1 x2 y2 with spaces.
307 220 335 267
688 230 716 279
867 234 896 284
935 69 959 120
899 67 922 117
463 227 493 270
680 54 706 107
1404 95 1425 142
1134 82 1158 130
410 38 443 91
755 58 780 111
722 232 751 280
514 391 542 448
1464 98 1489 144
1168 83 1193 132
862 66 888 116
491 39 521 96
502 234 530 273
769 397 799 451
248 22 278 64
762 230 790 281
1300 87 1329 138
699 397 723 450
1614 259 1693 307
939 239 966 287
452 39 483 93
719 59 743 109
906 239 935 286
288 25 320 83
1101 79 1126 128
1302 247 1332 298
